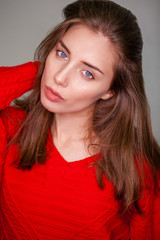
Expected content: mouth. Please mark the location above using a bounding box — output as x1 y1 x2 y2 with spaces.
45 85 64 102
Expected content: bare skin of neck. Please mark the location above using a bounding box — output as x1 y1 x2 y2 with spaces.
51 108 99 162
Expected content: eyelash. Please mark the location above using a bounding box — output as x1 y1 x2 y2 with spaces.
56 49 68 60
56 49 94 80
81 70 94 79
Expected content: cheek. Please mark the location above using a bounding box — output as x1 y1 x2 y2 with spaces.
42 55 56 79
41 66 54 86
41 64 48 84
71 85 105 103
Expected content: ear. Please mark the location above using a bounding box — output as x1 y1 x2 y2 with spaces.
100 90 114 100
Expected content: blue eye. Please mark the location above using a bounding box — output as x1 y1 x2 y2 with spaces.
82 70 94 79
57 50 68 60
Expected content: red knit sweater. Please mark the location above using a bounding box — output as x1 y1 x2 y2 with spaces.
0 62 160 240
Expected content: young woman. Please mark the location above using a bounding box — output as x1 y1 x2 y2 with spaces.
0 0 160 239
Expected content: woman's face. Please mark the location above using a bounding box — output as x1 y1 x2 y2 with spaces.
41 24 116 115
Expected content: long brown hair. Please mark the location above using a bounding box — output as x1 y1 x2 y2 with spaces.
13 0 160 212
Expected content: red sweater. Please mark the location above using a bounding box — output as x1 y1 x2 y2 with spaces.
0 62 159 240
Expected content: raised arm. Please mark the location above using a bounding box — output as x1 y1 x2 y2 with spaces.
0 61 38 184
0 62 38 110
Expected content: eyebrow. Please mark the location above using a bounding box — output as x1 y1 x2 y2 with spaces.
59 40 104 75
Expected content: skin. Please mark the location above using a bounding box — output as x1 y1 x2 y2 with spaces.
40 24 116 162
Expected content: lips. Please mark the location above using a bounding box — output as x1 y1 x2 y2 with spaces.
45 86 64 102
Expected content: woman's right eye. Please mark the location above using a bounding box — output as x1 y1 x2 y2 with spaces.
56 50 68 61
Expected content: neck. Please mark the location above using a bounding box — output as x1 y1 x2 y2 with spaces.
51 110 93 144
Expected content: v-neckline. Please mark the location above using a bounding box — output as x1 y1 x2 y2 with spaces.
47 130 101 165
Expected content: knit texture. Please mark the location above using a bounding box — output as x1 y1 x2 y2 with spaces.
0 62 159 239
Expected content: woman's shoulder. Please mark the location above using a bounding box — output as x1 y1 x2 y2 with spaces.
1 105 26 121
0 106 27 139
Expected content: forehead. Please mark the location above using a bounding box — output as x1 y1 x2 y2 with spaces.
60 24 116 73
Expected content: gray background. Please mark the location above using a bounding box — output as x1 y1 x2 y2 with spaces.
0 0 160 143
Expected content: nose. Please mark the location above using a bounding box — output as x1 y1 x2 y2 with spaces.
54 63 71 87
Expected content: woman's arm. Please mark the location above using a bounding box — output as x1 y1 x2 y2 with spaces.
129 170 160 240
129 188 154 239
153 173 160 239
0 62 38 110
0 116 8 186
0 61 38 184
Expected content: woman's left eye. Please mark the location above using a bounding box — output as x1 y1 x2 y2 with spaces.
82 70 94 79
56 50 68 60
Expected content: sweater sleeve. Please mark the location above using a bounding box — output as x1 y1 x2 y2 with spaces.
0 62 38 110
129 169 160 240
0 116 8 186
0 62 38 185
153 173 160 239
129 187 154 239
